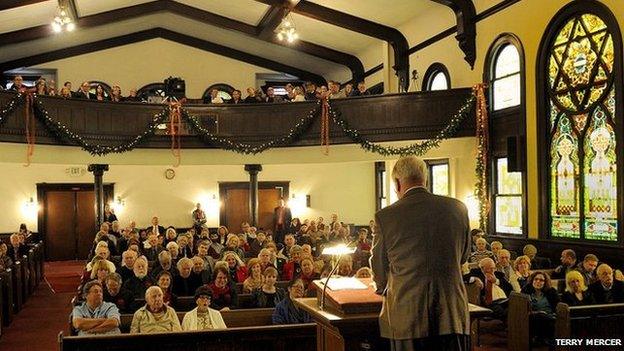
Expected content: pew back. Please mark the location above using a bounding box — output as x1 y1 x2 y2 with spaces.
555 302 624 341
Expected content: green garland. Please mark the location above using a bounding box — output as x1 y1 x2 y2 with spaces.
328 95 475 156
33 96 169 156
0 92 477 157
183 101 321 155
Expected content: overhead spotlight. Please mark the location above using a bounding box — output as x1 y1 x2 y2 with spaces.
51 0 75 33
276 14 298 43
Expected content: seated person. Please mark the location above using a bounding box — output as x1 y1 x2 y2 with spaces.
122 256 154 302
142 233 163 262
299 256 320 293
576 254 599 286
208 264 238 310
243 258 264 294
257 248 276 272
6 233 28 262
156 271 177 307
252 267 286 308
151 250 176 280
466 258 513 320
337 255 355 277
589 264 624 304
196 240 216 275
272 277 311 324
468 238 495 263
182 286 227 330
0 243 13 270
118 250 138 282
173 257 201 296
90 259 114 285
223 235 245 261
103 272 134 313
355 267 373 278
490 241 503 259
249 231 267 257
282 245 303 281
166 242 180 262
130 286 181 333
496 249 521 292
551 249 577 279
177 235 193 258
353 228 372 269
207 232 224 259
521 271 560 345
72 280 121 335
514 255 533 289
523 244 551 269
191 256 212 285
222 251 247 283
561 270 595 306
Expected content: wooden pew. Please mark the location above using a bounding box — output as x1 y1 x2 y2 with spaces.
28 248 37 294
12 261 23 313
20 255 29 302
0 268 13 326
507 292 531 351
555 302 624 344
60 323 316 351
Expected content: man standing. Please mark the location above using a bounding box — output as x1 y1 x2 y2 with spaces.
148 216 165 236
272 198 292 245
371 156 471 350
72 280 121 335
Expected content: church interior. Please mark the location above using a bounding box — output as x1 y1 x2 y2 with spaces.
0 0 623 350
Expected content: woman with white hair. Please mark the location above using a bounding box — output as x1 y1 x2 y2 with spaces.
130 286 181 333
166 241 180 262
468 237 495 263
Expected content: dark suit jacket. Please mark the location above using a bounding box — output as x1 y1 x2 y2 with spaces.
7 244 29 261
466 268 514 303
371 187 471 339
145 225 166 236
74 90 97 100
589 280 624 304
273 206 292 232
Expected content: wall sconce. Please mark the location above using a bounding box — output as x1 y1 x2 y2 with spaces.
109 196 126 213
290 193 310 214
22 196 40 217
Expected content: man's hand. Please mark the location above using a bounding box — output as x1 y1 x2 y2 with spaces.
485 273 496 284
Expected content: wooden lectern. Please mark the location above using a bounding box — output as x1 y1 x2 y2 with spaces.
294 278 492 351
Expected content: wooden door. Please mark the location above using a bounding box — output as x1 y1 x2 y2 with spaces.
258 189 281 231
224 189 250 232
45 191 76 261
76 191 96 260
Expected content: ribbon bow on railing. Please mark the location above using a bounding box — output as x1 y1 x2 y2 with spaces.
169 98 186 167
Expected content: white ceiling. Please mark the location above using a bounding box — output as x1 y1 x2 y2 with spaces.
0 1 460 81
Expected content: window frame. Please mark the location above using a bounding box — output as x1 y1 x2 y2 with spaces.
422 63 451 91
425 158 450 196
536 1 624 245
202 83 235 102
484 33 528 238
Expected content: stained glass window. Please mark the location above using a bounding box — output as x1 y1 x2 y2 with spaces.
547 13 618 241
492 44 521 110
494 158 523 234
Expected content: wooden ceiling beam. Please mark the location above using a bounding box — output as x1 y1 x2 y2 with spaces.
274 0 410 91
430 0 477 68
0 27 327 85
0 0 362 82
0 0 48 12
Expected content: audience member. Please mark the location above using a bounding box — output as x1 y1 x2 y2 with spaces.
172 257 199 296
90 259 114 285
589 264 624 304
110 85 123 102
9 76 26 92
469 238 495 263
208 265 238 310
282 245 303 281
355 267 373 278
156 271 177 307
514 255 532 289
252 267 285 308
244 87 261 103
229 89 243 104
496 249 520 292
94 84 109 101
122 256 154 301
75 81 96 99
119 250 138 282
104 273 134 313
190 256 212 286
243 258 264 293
523 244 551 269
264 87 283 103
130 286 181 333
561 270 595 306
576 253 599 286
222 251 247 283
471 258 512 319
7 233 28 262
552 249 577 279
299 256 319 293
72 281 121 335
272 278 311 324
521 271 559 345
181 286 227 330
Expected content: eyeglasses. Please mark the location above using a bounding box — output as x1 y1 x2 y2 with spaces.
533 277 545 282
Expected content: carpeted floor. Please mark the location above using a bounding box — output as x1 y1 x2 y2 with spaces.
0 261 84 351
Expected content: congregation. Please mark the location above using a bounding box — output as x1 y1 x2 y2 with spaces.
69 204 374 335
2 75 371 104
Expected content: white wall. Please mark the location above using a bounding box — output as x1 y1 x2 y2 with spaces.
0 137 478 232
34 38 279 99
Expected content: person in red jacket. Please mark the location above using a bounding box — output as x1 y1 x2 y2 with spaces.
223 251 248 283
282 245 303 281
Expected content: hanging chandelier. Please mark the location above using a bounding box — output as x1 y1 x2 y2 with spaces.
276 14 298 43
51 0 75 33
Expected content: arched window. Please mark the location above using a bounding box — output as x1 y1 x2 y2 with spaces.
487 38 522 111
202 83 235 103
484 34 526 236
137 83 166 103
422 63 450 91
538 2 622 242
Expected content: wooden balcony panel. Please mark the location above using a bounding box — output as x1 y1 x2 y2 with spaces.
0 88 475 149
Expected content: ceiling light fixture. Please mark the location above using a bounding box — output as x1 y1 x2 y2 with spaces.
276 14 298 43
51 0 75 33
